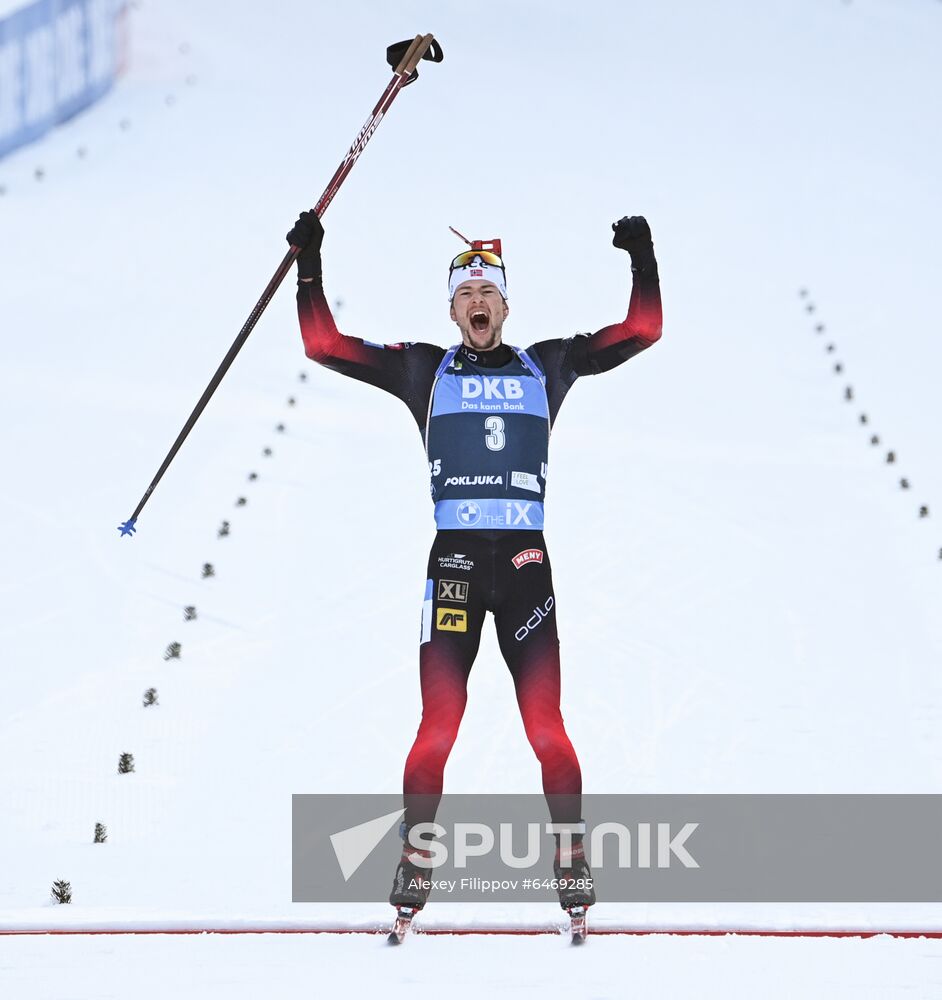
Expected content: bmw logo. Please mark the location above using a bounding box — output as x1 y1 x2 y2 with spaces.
456 501 482 526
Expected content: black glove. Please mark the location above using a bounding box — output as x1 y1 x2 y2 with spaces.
286 210 324 280
612 216 656 275
612 215 653 258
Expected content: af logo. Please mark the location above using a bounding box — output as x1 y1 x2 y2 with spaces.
438 580 469 603
436 608 468 632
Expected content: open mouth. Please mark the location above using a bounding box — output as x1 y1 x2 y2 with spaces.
470 310 489 332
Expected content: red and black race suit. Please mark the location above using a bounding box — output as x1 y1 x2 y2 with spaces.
297 259 662 827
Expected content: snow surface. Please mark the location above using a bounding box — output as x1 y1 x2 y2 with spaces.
1 0 941 996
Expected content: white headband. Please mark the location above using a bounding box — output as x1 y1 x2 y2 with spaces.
448 257 508 302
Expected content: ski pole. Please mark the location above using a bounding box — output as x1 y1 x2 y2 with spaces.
118 33 443 537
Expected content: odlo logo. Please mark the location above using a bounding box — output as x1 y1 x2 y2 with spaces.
514 597 554 642
461 378 524 401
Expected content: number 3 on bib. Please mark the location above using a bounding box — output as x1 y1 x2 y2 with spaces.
484 415 506 452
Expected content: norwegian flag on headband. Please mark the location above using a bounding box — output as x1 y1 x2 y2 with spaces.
448 256 508 301
448 258 507 300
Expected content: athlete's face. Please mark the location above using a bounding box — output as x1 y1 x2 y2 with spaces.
449 280 510 352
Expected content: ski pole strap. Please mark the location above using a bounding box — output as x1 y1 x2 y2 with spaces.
419 37 443 63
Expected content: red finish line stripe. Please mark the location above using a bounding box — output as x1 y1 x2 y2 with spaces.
1 927 941 938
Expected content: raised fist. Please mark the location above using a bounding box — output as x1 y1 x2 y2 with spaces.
611 215 653 257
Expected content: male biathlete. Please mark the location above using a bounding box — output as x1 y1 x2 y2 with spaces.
288 211 662 919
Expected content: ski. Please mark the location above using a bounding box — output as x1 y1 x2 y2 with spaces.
568 905 588 945
387 906 418 945
387 905 586 943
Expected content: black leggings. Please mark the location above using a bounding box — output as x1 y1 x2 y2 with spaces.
402 531 582 826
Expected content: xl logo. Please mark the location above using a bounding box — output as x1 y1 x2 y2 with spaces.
438 580 469 603
461 378 524 401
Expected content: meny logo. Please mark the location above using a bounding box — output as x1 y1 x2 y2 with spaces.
512 548 544 570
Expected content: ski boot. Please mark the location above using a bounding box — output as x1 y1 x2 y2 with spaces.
388 834 434 944
553 828 595 944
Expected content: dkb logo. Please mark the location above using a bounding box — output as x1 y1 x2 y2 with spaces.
461 377 524 400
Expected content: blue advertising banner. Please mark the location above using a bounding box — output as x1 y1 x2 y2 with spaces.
0 0 126 159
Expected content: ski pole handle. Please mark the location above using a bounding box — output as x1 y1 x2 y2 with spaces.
395 34 440 77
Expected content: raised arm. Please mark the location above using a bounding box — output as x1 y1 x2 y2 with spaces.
576 215 662 375
288 211 443 418
527 216 662 424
